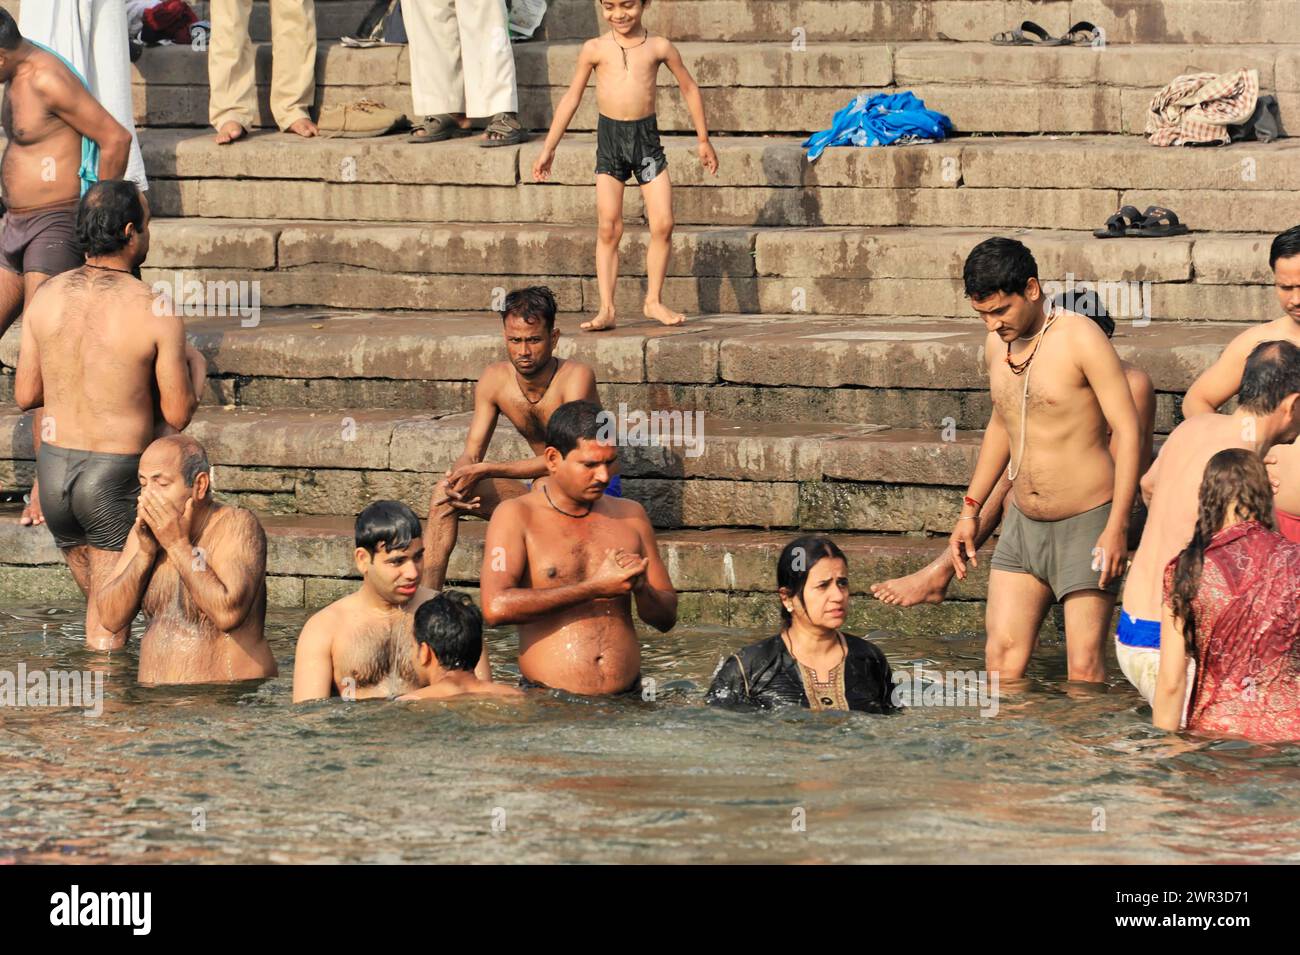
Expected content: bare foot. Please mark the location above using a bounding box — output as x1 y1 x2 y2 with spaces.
581 307 617 332
870 559 952 607
20 481 44 526
643 300 685 327
286 118 319 138
215 121 247 145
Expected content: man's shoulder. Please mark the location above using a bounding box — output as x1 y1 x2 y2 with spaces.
213 504 266 540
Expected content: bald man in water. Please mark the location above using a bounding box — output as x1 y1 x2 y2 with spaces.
97 435 276 684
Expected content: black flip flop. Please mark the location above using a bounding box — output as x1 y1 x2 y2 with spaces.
991 21 1065 45
1062 20 1101 45
1093 205 1146 239
1130 205 1189 237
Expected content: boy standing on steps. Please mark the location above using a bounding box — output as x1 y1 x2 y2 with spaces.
531 0 718 331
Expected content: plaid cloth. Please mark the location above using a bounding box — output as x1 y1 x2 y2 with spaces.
1146 69 1260 146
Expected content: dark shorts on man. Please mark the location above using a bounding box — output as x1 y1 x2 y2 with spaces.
37 444 142 551
0 199 82 276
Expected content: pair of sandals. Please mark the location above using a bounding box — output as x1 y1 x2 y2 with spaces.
992 20 1100 45
408 112 527 146
1094 205 1190 239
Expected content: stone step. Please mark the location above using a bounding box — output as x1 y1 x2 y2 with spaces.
139 130 1300 235
0 313 1238 523
5 0 373 41
124 217 1280 324
0 309 1235 435
0 509 991 634
128 39 1300 134
533 0 1300 45
0 401 1002 533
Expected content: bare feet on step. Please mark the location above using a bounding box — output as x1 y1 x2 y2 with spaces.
870 559 952 607
214 121 247 145
20 479 44 526
286 118 319 138
581 307 618 332
643 300 685 327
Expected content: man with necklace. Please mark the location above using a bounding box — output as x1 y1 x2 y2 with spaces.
422 286 609 590
478 400 677 695
951 238 1141 684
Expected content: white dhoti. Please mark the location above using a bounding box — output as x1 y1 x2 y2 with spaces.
20 0 149 191
405 0 519 119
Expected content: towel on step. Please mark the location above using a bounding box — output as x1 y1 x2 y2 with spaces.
1146 69 1260 146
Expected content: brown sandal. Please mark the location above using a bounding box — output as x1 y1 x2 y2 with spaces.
480 112 527 148
408 114 470 143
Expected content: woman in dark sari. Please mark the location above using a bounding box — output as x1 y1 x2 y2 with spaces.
1154 449 1300 741
706 535 895 713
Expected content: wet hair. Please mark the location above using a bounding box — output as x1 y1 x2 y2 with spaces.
0 11 19 50
1053 289 1114 338
963 237 1038 301
76 180 145 257
413 590 483 672
174 439 210 486
1167 449 1275 657
546 400 606 457
355 500 422 555
776 535 848 626
1269 226 1300 270
1237 340 1300 414
502 286 557 331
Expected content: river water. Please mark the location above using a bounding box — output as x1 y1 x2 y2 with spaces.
3 604 1299 864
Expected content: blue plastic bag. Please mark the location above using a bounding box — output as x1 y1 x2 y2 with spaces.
803 91 954 161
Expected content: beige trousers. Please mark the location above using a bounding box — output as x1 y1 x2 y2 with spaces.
208 0 317 131
406 0 519 118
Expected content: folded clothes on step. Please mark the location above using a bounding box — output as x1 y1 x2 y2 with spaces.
1146 69 1260 146
802 91 953 162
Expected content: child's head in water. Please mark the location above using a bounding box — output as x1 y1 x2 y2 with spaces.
412 591 483 677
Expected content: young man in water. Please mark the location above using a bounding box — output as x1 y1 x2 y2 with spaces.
397 591 523 702
479 400 677 695
293 501 491 702
871 295 1156 607
423 286 604 590
1181 225 1300 541
97 435 276 684
1120 341 1300 702
13 181 203 649
953 238 1141 683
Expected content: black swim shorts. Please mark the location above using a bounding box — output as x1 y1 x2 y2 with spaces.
37 443 142 551
595 114 667 184
0 199 83 277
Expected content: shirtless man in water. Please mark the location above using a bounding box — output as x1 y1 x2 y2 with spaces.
479 400 677 695
293 501 491 702
1181 226 1300 542
952 238 1141 683
1118 341 1300 703
14 181 201 649
872 293 1156 608
0 9 133 524
423 286 604 590
96 435 275 683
